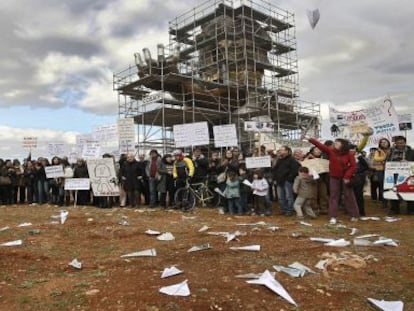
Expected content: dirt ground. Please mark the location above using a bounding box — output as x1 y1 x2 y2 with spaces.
0 200 413 311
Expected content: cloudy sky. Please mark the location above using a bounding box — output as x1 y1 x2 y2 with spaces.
0 0 413 159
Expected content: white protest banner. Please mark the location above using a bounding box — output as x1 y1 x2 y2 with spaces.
93 124 118 142
22 137 37 149
87 158 119 196
81 141 101 159
329 96 400 146
244 121 275 133
383 161 414 201
48 142 67 157
64 178 90 190
173 122 209 147
301 158 329 174
76 134 93 155
213 124 238 148
45 165 64 178
245 156 271 169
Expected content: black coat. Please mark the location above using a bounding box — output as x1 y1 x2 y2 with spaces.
272 155 300 185
121 160 143 191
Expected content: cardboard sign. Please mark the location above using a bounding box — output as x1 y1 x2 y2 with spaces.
245 156 271 169
64 178 90 190
87 158 119 196
45 165 64 179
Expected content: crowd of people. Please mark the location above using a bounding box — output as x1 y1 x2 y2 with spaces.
0 134 413 223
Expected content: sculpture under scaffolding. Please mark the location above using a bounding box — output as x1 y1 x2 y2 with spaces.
113 0 320 153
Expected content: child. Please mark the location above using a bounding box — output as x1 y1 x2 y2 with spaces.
224 170 241 214
293 166 317 219
251 169 269 216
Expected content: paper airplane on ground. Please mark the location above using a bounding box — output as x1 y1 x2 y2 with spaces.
121 248 157 258
300 221 312 227
0 226 10 232
360 216 381 221
367 298 404 311
230 245 260 252
145 229 161 235
350 228 358 236
0 239 23 246
17 222 32 227
325 239 350 247
247 270 297 306
236 221 266 226
310 237 335 243
60 210 69 224
157 232 175 241
384 217 401 223
187 243 211 252
119 216 129 226
198 225 210 232
235 272 276 279
68 258 82 269
159 279 190 296
161 266 183 278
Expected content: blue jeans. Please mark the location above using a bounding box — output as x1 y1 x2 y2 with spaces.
37 180 49 204
277 181 294 213
227 197 242 214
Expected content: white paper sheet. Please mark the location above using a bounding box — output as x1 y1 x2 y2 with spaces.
145 229 161 235
0 239 23 246
68 258 82 269
157 232 175 241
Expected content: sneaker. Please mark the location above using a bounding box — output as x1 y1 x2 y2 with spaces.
329 218 337 225
350 217 359 222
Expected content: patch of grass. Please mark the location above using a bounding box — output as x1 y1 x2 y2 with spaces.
91 270 108 278
17 295 32 304
18 278 48 289
74 281 90 288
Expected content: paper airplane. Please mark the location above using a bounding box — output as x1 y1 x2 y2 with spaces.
157 232 175 241
145 229 161 235
360 217 381 221
0 226 10 232
300 221 312 227
230 245 260 252
325 239 350 247
267 226 280 231
384 216 401 222
373 238 399 247
17 222 32 227
225 231 246 243
161 266 183 278
60 210 69 224
310 237 335 243
273 262 315 278
0 239 23 246
350 228 358 236
214 187 225 197
119 216 129 226
367 298 404 311
307 9 320 30
187 243 211 252
242 179 253 188
198 225 210 232
68 258 82 269
315 259 328 270
236 221 266 226
235 272 276 279
121 248 157 258
247 270 297 306
159 279 190 296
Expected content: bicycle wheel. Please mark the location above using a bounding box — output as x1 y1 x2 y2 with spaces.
174 187 196 212
201 187 221 208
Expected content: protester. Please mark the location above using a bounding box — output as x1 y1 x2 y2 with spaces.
223 170 242 214
158 154 175 209
251 169 269 216
307 137 359 224
271 145 300 216
73 159 90 206
121 153 143 208
146 149 161 207
371 138 391 208
349 144 370 216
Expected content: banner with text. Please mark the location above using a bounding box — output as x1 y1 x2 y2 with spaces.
173 122 209 148
383 161 414 201
213 124 238 148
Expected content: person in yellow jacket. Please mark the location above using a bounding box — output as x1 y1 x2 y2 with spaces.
172 149 195 209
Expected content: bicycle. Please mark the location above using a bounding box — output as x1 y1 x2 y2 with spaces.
174 178 221 212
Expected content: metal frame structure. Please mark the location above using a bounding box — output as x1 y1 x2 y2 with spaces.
113 0 320 154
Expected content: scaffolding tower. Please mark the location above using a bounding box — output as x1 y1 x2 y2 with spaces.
113 0 320 154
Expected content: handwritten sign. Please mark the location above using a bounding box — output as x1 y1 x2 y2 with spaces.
301 158 329 174
93 123 118 142
173 122 209 147
22 137 37 149
245 156 271 169
384 161 414 201
213 124 238 147
48 142 67 157
87 158 119 196
45 165 64 178
81 141 101 159
64 178 90 190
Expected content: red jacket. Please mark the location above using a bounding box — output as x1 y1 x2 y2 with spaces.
309 138 356 179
